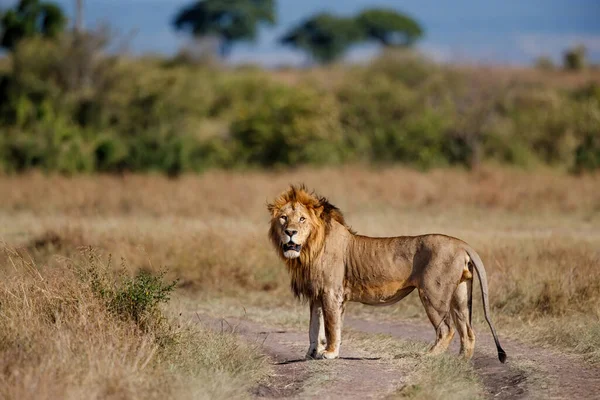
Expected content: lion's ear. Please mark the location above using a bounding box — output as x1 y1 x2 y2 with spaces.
313 205 325 219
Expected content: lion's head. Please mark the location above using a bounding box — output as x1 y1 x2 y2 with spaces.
267 185 349 264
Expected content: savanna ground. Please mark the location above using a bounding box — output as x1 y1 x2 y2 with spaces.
1 166 599 399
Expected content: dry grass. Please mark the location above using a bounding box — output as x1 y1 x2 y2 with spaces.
2 166 598 317
2 166 600 216
0 165 599 399
0 246 268 400
271 62 600 90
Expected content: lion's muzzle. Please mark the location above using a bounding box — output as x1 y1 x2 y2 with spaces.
282 241 302 258
283 242 301 252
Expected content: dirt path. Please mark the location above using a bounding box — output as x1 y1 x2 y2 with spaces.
344 317 600 400
196 313 600 399
197 315 407 399
345 317 526 399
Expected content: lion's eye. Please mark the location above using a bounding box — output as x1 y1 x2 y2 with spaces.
280 215 287 223
299 217 306 223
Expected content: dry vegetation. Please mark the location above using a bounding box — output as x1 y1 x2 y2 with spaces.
0 246 268 400
272 62 600 90
1 165 599 397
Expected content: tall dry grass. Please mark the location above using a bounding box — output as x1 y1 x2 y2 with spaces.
1 166 599 216
0 246 268 400
1 166 599 362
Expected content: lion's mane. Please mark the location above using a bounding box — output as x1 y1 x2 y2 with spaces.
267 185 351 300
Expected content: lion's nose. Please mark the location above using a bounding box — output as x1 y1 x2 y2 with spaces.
285 229 297 238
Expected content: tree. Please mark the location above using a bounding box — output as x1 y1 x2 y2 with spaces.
357 8 423 47
172 0 276 58
563 45 587 71
279 13 363 64
0 0 67 51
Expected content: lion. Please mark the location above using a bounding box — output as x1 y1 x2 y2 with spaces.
267 185 506 363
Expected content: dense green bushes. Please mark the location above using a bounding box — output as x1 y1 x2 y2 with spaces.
230 83 344 166
0 37 599 174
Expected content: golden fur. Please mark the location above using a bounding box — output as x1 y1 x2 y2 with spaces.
268 185 351 299
268 185 507 363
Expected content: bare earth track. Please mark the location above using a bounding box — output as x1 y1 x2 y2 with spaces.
197 313 600 400
343 317 600 400
198 316 406 399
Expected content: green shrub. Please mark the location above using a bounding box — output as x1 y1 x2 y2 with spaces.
366 49 438 88
191 137 240 170
573 83 600 103
574 133 600 172
564 45 587 71
0 129 47 172
229 83 344 167
0 121 96 174
93 133 129 172
572 98 600 172
208 71 273 118
86 253 178 330
336 74 416 158
498 88 578 166
1 35 600 173
384 109 454 169
483 131 538 168
108 270 177 328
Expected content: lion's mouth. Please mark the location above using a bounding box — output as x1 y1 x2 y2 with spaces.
283 243 301 252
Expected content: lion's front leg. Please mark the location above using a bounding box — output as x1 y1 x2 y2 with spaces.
306 299 326 359
316 291 344 360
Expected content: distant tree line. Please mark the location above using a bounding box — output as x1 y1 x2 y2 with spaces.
2 0 593 68
1 0 423 64
173 1 423 63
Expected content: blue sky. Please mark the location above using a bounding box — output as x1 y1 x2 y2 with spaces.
3 0 600 65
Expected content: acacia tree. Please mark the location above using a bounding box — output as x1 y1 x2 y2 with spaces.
279 13 363 64
0 0 66 51
172 0 276 58
357 8 423 47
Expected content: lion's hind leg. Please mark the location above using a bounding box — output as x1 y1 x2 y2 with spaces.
451 280 476 360
418 288 455 356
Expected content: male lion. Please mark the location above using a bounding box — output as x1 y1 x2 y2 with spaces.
268 185 506 363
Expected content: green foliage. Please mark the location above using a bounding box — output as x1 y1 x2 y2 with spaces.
108 270 177 328
0 0 66 51
229 83 344 166
173 0 276 57
563 45 587 71
574 133 600 172
280 8 424 64
357 8 423 47
366 50 438 88
572 95 600 172
87 253 177 330
280 13 363 64
0 36 599 173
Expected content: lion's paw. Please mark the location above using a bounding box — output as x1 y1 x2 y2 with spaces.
306 346 326 360
315 350 338 360
305 349 317 360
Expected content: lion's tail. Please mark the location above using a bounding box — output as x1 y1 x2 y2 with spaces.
465 246 507 364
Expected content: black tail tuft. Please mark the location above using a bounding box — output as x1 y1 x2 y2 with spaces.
497 346 507 363
467 264 473 325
